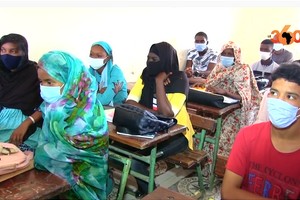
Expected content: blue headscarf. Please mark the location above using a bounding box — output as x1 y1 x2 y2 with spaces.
91 41 113 88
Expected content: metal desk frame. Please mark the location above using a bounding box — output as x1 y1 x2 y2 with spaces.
109 123 186 194
187 102 240 190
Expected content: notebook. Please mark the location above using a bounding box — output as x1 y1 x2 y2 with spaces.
116 132 156 139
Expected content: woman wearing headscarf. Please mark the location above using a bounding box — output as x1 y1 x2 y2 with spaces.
34 51 113 199
0 33 43 151
88 41 127 106
126 42 194 196
205 41 261 158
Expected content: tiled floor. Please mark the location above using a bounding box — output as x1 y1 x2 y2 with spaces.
108 160 222 200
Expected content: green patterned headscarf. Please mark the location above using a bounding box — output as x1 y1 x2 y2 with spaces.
34 51 110 200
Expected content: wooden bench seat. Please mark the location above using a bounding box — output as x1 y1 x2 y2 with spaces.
165 112 218 192
166 149 207 169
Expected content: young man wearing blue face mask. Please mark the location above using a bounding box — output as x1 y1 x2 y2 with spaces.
88 41 127 106
185 31 218 86
222 63 300 200
251 39 279 90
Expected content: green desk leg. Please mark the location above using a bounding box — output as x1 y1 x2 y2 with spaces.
194 129 207 192
209 117 222 190
109 145 159 194
109 151 132 200
194 117 222 190
147 146 157 193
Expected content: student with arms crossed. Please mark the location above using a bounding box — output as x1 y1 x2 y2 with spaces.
88 41 127 106
185 31 217 86
222 63 300 199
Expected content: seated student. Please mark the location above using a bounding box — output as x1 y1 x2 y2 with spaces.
205 41 261 158
251 39 279 89
185 31 218 85
272 42 294 64
34 51 113 199
0 33 43 151
88 41 127 106
222 63 300 199
126 42 194 196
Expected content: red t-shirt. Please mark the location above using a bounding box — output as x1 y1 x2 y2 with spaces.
226 122 300 199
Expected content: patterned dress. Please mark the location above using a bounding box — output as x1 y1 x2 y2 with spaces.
34 51 111 200
204 41 261 162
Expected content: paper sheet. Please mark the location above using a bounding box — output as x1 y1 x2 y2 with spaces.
104 108 115 123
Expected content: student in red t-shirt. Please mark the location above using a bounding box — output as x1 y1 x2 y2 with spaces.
221 63 300 200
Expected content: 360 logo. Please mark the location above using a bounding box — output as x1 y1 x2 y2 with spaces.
270 25 300 45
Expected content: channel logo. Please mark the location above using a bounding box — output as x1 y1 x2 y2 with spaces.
269 25 300 45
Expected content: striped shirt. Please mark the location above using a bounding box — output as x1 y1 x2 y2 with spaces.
187 48 218 71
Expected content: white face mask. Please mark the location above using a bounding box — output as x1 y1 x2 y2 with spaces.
89 57 107 70
40 85 63 104
273 43 284 51
260 51 271 60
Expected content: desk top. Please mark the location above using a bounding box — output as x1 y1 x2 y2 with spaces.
0 169 70 200
187 102 240 117
109 123 186 150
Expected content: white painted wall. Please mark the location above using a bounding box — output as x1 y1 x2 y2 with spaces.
1 2 300 82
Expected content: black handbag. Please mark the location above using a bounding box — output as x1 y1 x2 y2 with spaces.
188 88 239 108
112 104 177 136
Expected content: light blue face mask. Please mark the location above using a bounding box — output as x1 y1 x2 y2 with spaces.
195 43 207 52
220 56 234 67
267 98 300 129
40 85 64 104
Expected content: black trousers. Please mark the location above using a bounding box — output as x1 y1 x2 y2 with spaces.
131 133 188 194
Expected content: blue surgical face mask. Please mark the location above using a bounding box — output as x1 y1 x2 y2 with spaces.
40 85 64 104
267 98 300 129
195 43 207 52
1 54 22 70
89 57 107 70
220 56 234 67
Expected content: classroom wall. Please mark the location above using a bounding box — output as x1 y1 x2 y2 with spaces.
1 4 300 82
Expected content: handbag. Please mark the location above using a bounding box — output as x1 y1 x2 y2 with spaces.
0 143 34 176
188 88 239 108
112 104 177 136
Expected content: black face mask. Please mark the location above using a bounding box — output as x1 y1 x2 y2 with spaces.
1 54 22 70
146 61 163 77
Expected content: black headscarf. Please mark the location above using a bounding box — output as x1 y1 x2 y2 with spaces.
139 42 188 108
0 33 43 116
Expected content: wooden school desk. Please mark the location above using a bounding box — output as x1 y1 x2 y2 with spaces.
108 123 186 194
187 102 240 190
0 168 70 200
